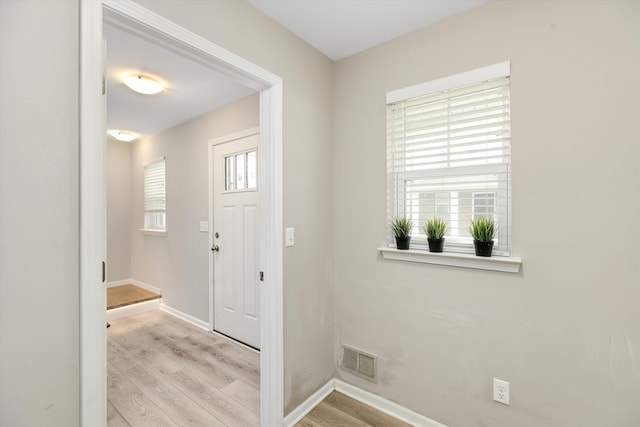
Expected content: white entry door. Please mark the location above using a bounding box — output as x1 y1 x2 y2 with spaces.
212 134 260 349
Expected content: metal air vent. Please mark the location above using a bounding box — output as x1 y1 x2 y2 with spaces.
341 344 377 382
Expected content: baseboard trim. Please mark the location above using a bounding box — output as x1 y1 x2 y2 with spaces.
159 303 209 331
283 379 334 427
106 298 160 321
106 278 161 295
334 379 447 427
106 279 130 288
283 378 446 427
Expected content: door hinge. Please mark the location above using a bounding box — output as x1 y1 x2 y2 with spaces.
102 261 106 283
259 271 264 282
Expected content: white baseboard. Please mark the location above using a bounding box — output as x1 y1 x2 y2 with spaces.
106 279 131 288
106 278 161 295
107 298 160 321
284 379 334 427
334 379 447 427
283 378 446 427
159 303 209 331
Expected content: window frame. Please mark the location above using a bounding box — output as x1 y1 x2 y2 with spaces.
386 62 512 256
142 156 167 235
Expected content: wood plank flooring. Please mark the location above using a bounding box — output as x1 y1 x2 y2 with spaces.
107 310 260 426
109 310 411 427
296 392 412 427
107 284 161 310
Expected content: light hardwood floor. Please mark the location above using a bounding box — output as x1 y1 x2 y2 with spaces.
107 310 260 426
107 284 161 310
108 310 410 427
296 392 412 427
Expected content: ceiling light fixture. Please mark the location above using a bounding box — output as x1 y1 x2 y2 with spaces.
108 130 137 142
123 74 164 95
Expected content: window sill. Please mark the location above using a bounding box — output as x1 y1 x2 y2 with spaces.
378 247 521 273
140 229 167 237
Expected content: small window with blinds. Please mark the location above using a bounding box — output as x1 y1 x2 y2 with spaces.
386 62 511 255
143 157 166 232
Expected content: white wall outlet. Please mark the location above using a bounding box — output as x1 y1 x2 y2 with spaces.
493 378 510 405
285 227 295 247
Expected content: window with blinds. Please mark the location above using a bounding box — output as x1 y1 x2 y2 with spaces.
386 62 511 255
144 157 166 231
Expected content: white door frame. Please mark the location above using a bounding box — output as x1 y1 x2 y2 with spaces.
79 1 284 426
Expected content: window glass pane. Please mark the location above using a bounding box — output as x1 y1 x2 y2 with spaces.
473 192 496 220
225 150 256 192
225 155 235 191
247 150 257 189
236 153 246 190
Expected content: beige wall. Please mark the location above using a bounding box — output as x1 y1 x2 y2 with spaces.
130 94 259 322
8 1 637 426
107 139 132 282
333 1 640 426
0 1 80 425
132 0 337 412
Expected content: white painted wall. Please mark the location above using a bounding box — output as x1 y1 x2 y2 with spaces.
333 1 640 426
0 1 80 425
129 94 259 322
107 139 132 282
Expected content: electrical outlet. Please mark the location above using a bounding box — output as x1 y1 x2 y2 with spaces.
493 378 510 405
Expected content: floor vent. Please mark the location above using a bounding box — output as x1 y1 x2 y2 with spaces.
341 344 377 382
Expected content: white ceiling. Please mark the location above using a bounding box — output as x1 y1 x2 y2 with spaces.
106 0 487 140
247 0 488 60
105 24 256 139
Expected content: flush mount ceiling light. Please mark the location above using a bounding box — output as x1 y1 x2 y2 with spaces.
108 130 137 142
123 74 164 95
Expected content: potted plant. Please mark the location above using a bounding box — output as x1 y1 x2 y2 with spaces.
423 218 447 252
469 216 497 257
390 216 413 250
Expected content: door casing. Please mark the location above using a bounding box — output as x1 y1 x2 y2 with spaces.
79 1 284 425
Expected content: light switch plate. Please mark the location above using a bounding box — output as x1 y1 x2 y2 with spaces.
199 221 208 232
285 227 294 247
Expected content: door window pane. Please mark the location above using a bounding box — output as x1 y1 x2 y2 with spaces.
225 149 257 192
247 150 257 189
225 155 235 191
235 153 246 190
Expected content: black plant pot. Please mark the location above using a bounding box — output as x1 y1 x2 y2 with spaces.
427 238 445 253
395 236 411 250
473 240 494 257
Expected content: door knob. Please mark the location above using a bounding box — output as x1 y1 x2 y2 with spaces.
211 245 220 252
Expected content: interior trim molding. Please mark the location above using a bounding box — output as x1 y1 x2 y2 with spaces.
208 126 260 146
378 247 522 273
79 1 107 425
334 379 448 427
159 303 210 331
283 378 448 427
81 1 284 425
283 379 334 427
107 299 160 321
106 278 161 294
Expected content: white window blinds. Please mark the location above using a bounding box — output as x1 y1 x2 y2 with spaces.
387 63 511 255
144 157 166 231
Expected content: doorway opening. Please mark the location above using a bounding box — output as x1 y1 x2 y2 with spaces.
80 1 284 426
